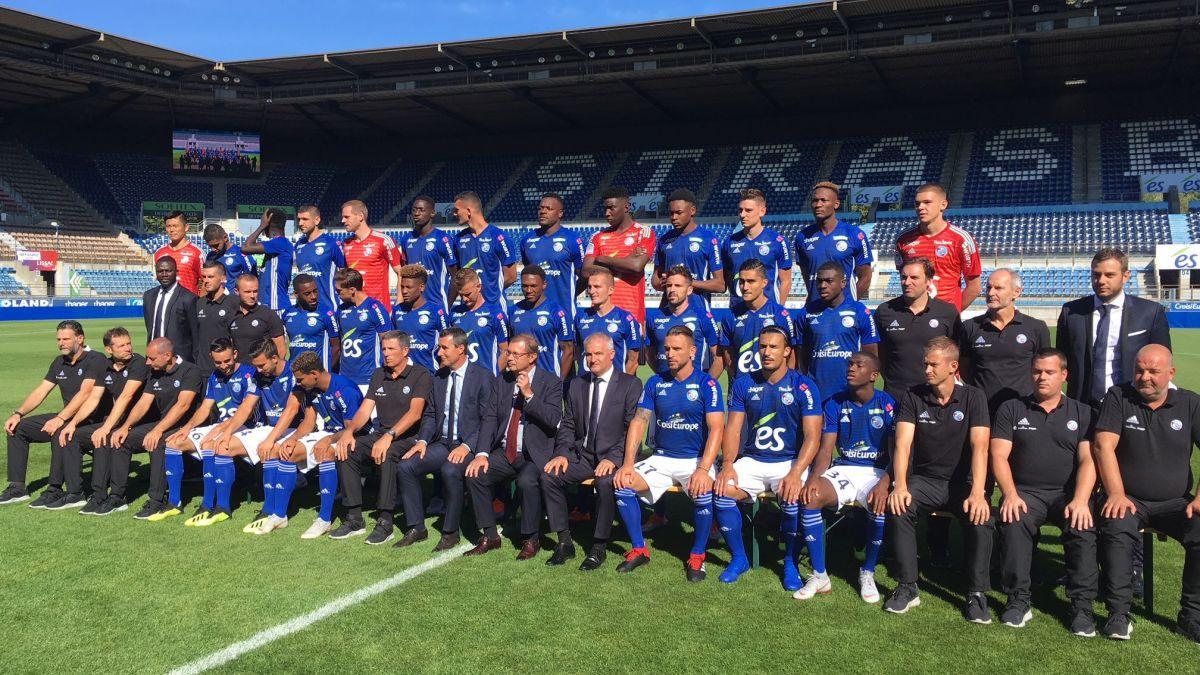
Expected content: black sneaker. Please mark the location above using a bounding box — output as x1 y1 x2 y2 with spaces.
1000 601 1031 628
1070 606 1096 637
95 495 128 516
46 492 87 511
364 523 394 545
133 500 164 520
28 488 62 509
884 583 921 614
1177 618 1200 645
964 592 992 624
1102 613 1133 640
329 520 367 540
0 484 30 505
79 493 106 515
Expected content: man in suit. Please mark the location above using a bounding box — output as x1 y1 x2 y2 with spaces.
144 256 197 363
1057 247 1170 409
394 327 496 552
463 333 563 558
541 333 642 569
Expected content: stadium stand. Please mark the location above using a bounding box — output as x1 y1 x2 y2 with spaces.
226 164 337 210
960 126 1073 207
94 153 215 225
489 153 618 222
30 149 127 225
829 133 950 208
318 165 389 222
0 141 113 230
703 142 826 216
3 227 148 265
0 266 29 295
587 148 716 217
1189 205 1200 243
884 266 1144 299
130 231 248 257
1100 117 1200 202
419 156 527 213
362 160 438 223
72 269 156 296
0 187 27 216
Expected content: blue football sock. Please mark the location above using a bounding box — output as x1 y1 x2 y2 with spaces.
200 450 215 510
781 502 800 563
691 492 714 556
615 487 645 550
318 461 337 522
864 510 887 572
164 448 183 508
714 495 746 560
802 508 827 576
274 462 297 518
261 459 279 517
214 456 235 512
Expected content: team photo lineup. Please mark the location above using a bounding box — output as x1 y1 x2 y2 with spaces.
5 179 1199 648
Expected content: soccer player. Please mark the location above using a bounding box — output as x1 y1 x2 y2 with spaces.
720 259 798 380
165 339 257 526
204 223 256 294
1 320 108 506
334 268 393 392
293 204 347 312
397 195 458 308
992 348 1097 633
584 186 656 325
885 337 993 621
283 274 341 371
646 265 721 377
715 326 823 586
795 182 873 300
449 268 509 376
452 190 517 311
894 182 981 310
391 265 450 372
153 211 203 295
341 199 403 312
613 326 724 581
241 207 295 311
795 352 894 603
651 189 724 310
795 261 879 400
873 257 964 401
721 188 792 302
192 260 240 373
519 193 586 320
509 265 575 378
229 274 288 364
1094 345 1200 643
575 268 641 376
286 351 369 539
961 268 1050 412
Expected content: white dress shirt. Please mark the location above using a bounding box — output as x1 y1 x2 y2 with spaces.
442 361 470 448
151 282 178 340
1091 291 1125 393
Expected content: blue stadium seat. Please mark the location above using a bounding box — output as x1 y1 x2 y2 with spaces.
94 154 215 225
489 153 618 222
703 142 826 217
588 148 715 217
73 269 156 296
1100 118 1200 202
226 164 336 209
829 133 949 207
961 126 1072 207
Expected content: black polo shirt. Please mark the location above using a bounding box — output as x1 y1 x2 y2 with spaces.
145 359 206 423
366 363 433 434
961 310 1050 410
993 394 1091 493
1095 384 1200 502
194 292 240 372
874 296 964 397
97 353 150 418
43 348 109 410
229 303 286 364
897 382 989 484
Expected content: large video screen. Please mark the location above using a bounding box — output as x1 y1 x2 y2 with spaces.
171 129 261 177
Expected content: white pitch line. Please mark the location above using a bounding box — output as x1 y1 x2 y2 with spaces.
167 545 468 675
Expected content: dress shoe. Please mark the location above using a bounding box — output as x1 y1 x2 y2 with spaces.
462 535 502 556
579 544 607 571
393 527 429 548
433 532 461 552
546 542 576 565
516 537 541 561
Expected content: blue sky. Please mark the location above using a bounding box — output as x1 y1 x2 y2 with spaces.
5 0 803 61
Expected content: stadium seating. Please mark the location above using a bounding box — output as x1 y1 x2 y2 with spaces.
0 266 29 295
94 153 215 225
960 126 1073 207
362 160 438 224
318 165 388 222
0 141 111 230
0 188 27 217
884 266 1143 299
586 148 716 217
829 133 949 207
703 142 826 217
422 156 527 215
226 164 337 210
1188 205 1200 243
73 269 155 296
130 231 248 257
489 153 618 222
3 228 148 265
1100 117 1200 202
30 149 127 225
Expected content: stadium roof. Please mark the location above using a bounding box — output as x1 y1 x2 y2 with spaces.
0 1 1196 140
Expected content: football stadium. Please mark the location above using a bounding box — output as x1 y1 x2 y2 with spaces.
2 0 1200 671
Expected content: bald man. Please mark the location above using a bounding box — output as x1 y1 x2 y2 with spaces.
960 268 1050 413
1094 344 1200 643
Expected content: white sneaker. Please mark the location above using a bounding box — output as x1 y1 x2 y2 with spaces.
250 515 288 535
792 574 832 600
859 569 880 603
301 518 332 540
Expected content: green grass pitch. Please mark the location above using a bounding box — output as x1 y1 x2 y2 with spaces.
1 319 1198 673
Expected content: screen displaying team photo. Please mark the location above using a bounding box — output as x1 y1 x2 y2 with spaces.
171 129 261 177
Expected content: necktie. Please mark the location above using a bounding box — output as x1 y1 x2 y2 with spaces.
1091 303 1112 403
153 287 167 339
586 376 602 456
505 392 523 463
446 373 458 445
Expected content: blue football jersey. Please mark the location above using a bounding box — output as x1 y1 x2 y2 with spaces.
728 369 822 463
719 299 799 378
520 228 585 319
574 305 642 373
246 364 297 427
646 306 721 375
794 220 873 299
209 245 257 294
282 303 340 369
455 225 517 309
639 369 724 460
336 297 392 385
306 372 367 433
396 229 458 308
391 301 450 372
823 389 896 469
721 227 792 301
509 299 575 377
258 236 295 311
655 226 723 308
205 364 258 421
796 298 880 400
293 232 347 312
450 301 509 375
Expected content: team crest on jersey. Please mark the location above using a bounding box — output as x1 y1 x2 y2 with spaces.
219 309 226 317
418 314 430 325
686 389 699 401
929 319 939 328
425 240 436 251
758 244 770 256
606 322 618 333
781 392 794 405
553 242 564 252
1067 420 1078 431
181 254 192 263
936 245 949 257
364 245 376 255
477 317 488 327
835 241 848 252
952 410 964 422
359 310 369 321
308 317 318 327
315 245 325 255
173 379 181 388
623 237 634 246
252 319 260 327
841 316 855 328
871 416 884 429
403 385 411 394
481 243 491 253
1171 419 1183 431
688 241 700 252
537 315 548 326
1016 334 1027 344
232 381 241 393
